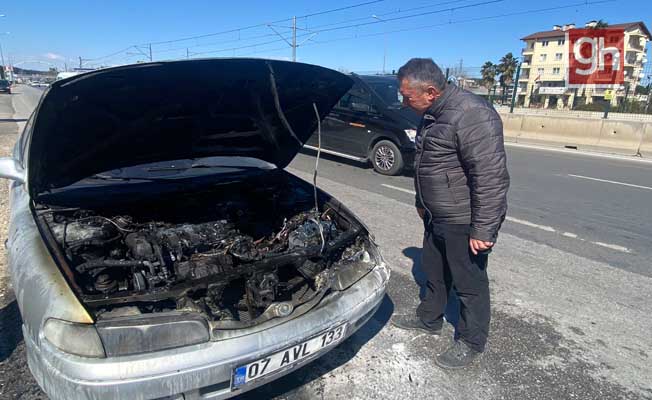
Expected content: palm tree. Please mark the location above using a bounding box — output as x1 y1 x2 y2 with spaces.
480 61 497 90
588 20 609 29
497 53 518 103
498 53 518 87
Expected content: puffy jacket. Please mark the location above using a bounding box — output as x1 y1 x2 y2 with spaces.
414 84 509 242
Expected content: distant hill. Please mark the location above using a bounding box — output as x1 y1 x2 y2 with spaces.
12 66 57 76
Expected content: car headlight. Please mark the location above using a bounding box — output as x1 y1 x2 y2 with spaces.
43 318 106 358
404 129 417 142
95 313 210 357
332 238 384 291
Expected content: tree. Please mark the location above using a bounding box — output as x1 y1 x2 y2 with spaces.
498 53 518 87
497 53 518 103
589 20 609 29
480 61 497 90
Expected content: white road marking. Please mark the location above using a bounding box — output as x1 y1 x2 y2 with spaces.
592 242 631 253
381 184 417 195
380 183 633 254
567 174 652 191
505 142 652 165
505 216 556 232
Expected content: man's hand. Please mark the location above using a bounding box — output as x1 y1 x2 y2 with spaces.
469 238 494 255
417 207 425 220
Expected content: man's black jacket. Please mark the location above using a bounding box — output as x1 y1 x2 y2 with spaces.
414 84 510 242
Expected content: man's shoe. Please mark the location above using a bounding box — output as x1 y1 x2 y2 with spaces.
435 340 482 369
391 314 442 335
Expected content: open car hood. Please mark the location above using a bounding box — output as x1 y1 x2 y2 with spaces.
28 58 353 198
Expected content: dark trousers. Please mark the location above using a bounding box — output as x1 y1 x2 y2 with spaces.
416 223 490 352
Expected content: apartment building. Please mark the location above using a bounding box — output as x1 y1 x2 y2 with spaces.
519 21 650 109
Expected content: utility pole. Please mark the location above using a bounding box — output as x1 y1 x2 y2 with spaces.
149 44 153 62
268 17 315 62
510 62 522 113
292 16 296 62
79 56 82 69
186 48 189 59
645 77 652 114
372 15 387 74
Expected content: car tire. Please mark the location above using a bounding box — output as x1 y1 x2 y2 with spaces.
370 140 403 176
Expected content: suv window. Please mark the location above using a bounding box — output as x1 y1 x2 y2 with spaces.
336 84 376 113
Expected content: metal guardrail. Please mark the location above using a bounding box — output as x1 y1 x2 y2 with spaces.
494 105 652 122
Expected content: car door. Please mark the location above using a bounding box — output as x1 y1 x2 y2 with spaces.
321 83 376 157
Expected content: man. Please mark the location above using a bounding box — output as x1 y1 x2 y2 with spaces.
391 58 509 369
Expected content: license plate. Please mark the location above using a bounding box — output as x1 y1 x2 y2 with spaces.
232 324 347 389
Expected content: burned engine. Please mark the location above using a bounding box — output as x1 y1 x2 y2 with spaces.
42 194 364 325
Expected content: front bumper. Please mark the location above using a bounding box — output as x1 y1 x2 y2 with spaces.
25 263 390 400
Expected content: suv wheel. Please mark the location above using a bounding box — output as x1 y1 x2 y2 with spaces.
371 140 403 176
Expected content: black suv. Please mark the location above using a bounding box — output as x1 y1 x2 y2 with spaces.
305 74 420 175
0 79 11 94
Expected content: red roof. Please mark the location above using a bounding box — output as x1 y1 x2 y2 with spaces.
521 21 651 41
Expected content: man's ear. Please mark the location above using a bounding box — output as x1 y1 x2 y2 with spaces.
425 86 440 101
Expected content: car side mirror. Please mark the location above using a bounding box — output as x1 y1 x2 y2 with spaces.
0 157 25 184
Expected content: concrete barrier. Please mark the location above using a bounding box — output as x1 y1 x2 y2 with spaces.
639 123 652 158
597 120 645 155
518 115 602 147
501 114 523 142
498 112 650 157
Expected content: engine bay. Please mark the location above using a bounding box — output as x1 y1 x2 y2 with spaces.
36 174 372 327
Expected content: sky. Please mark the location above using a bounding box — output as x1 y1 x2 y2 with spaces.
1 0 651 78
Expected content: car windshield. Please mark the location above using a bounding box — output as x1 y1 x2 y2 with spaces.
0 80 9 86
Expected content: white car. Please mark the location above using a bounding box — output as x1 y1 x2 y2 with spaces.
0 58 390 400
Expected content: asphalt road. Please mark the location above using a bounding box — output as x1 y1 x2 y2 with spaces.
292 144 652 278
0 85 651 400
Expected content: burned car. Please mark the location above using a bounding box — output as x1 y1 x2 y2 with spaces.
0 59 389 399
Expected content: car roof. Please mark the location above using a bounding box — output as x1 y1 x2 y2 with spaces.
356 75 398 84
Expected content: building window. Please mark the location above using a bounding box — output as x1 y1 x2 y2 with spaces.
537 68 545 75
539 54 547 62
542 40 549 47
553 67 561 75
555 53 563 61
557 39 565 45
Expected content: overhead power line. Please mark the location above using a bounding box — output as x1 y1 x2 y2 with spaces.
235 0 615 59
312 0 503 34
182 0 501 58
86 0 616 66
124 0 477 59
305 0 482 30
310 0 617 43
138 0 384 47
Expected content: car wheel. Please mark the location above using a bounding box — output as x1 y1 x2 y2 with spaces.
371 140 403 176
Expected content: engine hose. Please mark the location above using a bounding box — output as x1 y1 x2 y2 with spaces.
77 259 144 274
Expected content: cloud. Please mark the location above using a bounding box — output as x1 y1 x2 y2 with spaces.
44 52 65 60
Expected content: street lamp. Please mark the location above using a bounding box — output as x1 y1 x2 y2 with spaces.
0 32 10 73
371 15 387 74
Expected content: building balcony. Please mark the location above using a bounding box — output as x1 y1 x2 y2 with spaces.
626 45 645 52
521 62 531 68
522 47 534 55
